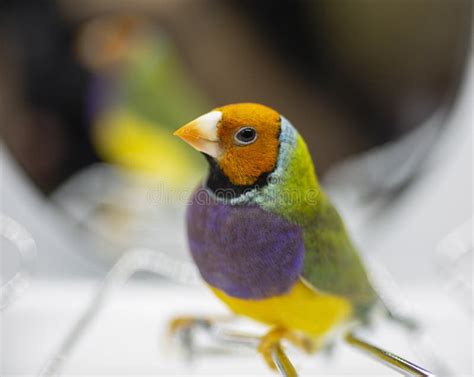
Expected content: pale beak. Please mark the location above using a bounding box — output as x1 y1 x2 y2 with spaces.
174 111 222 158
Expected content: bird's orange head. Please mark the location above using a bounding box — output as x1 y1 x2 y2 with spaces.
174 103 281 186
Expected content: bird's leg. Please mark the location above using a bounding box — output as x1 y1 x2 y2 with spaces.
167 314 240 361
168 314 235 336
258 327 316 371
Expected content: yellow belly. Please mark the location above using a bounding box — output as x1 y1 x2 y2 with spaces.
210 279 352 338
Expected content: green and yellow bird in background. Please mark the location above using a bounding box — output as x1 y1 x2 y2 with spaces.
174 103 379 370
79 15 208 187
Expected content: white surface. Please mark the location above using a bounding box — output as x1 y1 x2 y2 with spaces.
2 280 472 376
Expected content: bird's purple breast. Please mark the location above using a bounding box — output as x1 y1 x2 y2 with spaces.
186 187 304 299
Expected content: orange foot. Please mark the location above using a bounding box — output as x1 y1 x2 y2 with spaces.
168 315 235 339
258 327 317 373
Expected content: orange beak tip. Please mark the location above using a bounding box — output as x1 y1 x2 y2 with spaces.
174 123 201 141
173 127 188 140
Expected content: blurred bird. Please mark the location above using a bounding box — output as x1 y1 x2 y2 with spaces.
77 14 207 187
174 103 378 370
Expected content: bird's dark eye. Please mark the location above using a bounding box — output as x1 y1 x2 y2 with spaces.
234 127 257 145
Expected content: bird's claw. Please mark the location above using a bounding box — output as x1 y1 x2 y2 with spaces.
168 316 213 336
167 316 217 360
258 327 315 371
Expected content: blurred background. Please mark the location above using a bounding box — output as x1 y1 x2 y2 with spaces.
1 0 472 376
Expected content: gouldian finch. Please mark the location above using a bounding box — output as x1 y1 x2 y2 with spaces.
174 103 378 370
79 17 208 187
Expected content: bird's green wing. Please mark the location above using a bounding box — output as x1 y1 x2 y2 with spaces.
301 192 378 320
256 130 377 320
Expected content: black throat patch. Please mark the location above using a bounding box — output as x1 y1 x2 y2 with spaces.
204 154 271 199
